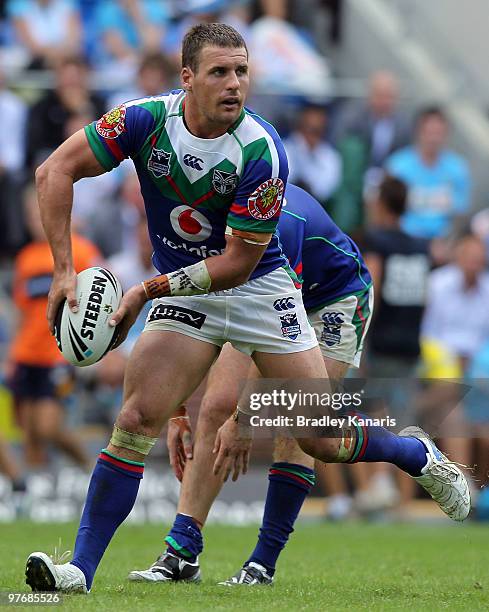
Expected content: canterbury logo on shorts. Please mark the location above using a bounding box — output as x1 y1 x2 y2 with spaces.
273 297 295 311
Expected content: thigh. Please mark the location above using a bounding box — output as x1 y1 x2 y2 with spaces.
253 345 328 378
120 330 220 436
196 343 253 428
203 343 253 403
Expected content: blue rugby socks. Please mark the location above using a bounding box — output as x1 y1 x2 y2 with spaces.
165 514 203 562
246 462 315 576
348 415 428 476
71 450 144 590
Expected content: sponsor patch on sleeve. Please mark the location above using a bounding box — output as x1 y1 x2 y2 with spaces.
96 105 127 139
247 178 284 221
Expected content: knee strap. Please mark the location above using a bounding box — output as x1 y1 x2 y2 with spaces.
110 425 158 455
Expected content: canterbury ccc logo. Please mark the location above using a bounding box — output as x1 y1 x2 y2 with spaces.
183 154 204 171
170 205 212 242
273 297 295 312
321 312 344 326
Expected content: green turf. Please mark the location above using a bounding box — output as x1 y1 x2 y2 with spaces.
1 521 488 611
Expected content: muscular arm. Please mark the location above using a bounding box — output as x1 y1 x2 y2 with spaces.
36 129 106 328
207 233 270 290
140 232 271 301
112 231 272 346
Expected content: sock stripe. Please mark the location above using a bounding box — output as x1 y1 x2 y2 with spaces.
101 449 145 466
269 469 314 489
348 418 367 463
99 452 144 474
355 420 369 461
271 463 316 485
165 536 193 558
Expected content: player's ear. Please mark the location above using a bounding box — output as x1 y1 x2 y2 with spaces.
181 67 193 92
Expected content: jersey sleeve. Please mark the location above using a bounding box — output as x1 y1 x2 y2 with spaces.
84 101 161 171
227 126 288 234
278 209 306 284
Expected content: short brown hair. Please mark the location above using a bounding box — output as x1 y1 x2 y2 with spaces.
378 175 408 216
182 23 248 72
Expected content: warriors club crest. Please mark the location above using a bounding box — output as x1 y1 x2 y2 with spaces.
212 169 239 195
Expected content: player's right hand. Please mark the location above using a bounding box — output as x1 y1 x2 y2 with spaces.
167 406 193 482
47 268 78 334
213 417 251 482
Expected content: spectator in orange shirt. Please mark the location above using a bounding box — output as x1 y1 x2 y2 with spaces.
8 184 100 469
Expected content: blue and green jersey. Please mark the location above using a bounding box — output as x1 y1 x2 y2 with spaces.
278 185 371 311
84 90 289 280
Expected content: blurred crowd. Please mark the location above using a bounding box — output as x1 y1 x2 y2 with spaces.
1 0 489 521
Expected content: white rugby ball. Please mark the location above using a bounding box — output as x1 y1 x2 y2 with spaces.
54 267 123 367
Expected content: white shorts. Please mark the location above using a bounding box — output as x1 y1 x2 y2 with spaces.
143 268 318 356
308 287 374 368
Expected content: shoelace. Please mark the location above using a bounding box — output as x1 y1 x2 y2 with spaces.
51 539 72 565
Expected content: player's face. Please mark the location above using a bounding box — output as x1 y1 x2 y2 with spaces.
183 45 249 129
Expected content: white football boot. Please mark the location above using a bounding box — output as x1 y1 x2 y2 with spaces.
399 426 471 521
218 562 273 586
128 552 201 583
25 552 87 593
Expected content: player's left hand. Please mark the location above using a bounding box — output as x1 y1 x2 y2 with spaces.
213 417 252 482
167 406 193 482
109 283 147 348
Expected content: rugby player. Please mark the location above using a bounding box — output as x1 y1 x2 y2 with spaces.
25 23 470 594
129 182 374 585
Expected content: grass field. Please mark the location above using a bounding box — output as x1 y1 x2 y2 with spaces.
1 521 489 611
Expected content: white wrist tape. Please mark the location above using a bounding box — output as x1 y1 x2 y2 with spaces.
167 260 212 296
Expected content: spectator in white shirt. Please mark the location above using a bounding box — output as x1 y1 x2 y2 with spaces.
422 234 489 362
284 104 341 205
421 234 489 474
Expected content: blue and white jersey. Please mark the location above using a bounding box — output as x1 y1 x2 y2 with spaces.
278 184 371 311
386 146 471 239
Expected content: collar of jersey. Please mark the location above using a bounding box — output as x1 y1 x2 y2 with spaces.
179 96 246 139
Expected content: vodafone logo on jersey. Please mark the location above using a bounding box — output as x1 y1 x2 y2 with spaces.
170 205 212 242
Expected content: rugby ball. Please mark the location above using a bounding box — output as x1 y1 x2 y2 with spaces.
54 267 123 367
